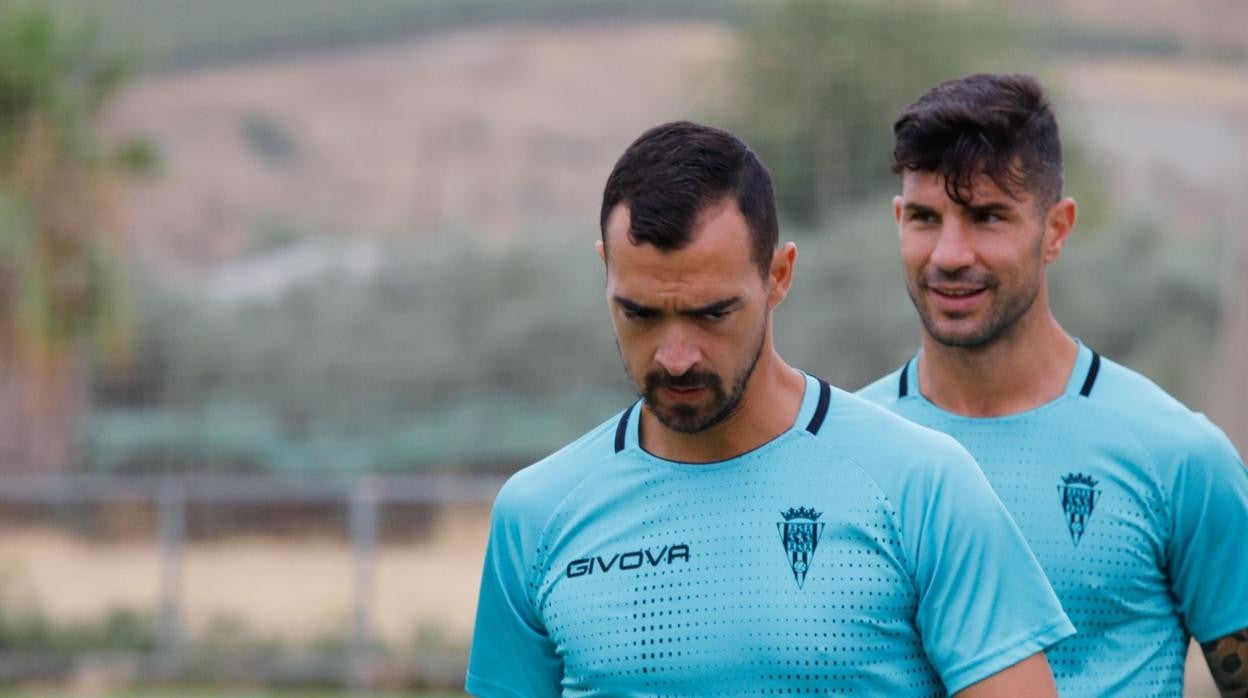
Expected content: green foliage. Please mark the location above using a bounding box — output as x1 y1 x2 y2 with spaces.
91 202 1228 474
0 604 154 653
0 1 143 362
0 2 129 164
722 0 1050 226
91 237 631 474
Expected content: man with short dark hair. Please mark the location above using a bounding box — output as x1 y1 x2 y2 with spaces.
467 120 1073 696
858 73 1248 697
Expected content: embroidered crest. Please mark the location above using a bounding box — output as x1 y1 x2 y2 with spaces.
1057 473 1100 545
777 506 825 589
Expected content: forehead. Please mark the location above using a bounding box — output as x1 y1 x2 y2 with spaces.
900 169 1032 209
603 199 761 300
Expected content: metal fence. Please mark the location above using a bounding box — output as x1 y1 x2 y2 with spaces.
0 474 504 689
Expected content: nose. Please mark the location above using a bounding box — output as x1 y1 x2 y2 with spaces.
929 219 975 272
654 326 702 377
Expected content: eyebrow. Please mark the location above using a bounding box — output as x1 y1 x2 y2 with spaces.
612 295 742 317
965 201 1014 217
903 201 1014 217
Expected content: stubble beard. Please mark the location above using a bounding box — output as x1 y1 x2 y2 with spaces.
909 283 1039 349
908 259 1045 350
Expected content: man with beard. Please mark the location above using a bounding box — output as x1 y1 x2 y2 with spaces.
858 74 1248 697
467 121 1073 697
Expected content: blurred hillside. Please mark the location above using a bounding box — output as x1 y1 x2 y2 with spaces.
105 23 730 268
101 18 1247 269
21 0 1248 471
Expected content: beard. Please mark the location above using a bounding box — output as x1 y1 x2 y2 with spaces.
629 322 767 435
907 264 1042 350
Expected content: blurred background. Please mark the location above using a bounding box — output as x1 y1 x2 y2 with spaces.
0 0 1244 696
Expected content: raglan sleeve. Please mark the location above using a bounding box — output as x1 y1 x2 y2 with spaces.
465 477 563 697
902 437 1075 694
1163 416 1248 643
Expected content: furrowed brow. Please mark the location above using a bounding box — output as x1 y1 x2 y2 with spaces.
613 296 658 315
679 297 741 317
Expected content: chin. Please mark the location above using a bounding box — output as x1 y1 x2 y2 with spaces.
926 321 994 349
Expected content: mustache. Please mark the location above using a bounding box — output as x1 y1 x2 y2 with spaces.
644 369 721 392
920 267 995 287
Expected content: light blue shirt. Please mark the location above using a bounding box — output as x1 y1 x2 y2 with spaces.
468 372 1073 696
859 343 1248 697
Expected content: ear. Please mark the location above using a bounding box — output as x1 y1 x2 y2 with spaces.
1042 197 1077 263
767 242 798 310
596 239 606 265
892 195 905 239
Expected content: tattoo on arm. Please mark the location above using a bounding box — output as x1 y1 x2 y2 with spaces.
1202 628 1248 697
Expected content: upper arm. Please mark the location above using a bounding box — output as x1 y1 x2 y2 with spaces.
1165 421 1248 643
465 487 563 697
954 652 1058 698
1201 627 1248 698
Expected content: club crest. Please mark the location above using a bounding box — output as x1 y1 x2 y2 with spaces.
1057 472 1100 545
777 506 824 589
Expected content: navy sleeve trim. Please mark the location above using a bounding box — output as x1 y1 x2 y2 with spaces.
898 359 912 398
805 378 832 435
1079 351 1101 397
614 402 637 453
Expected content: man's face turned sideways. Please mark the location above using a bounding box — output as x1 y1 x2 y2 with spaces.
601 197 771 434
894 170 1070 350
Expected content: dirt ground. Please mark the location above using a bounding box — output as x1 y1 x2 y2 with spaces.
0 504 491 649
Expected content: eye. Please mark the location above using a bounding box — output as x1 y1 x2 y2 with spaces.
908 209 938 224
621 308 656 322
700 310 730 322
973 210 1005 224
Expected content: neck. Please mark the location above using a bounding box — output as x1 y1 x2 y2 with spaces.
641 347 805 463
918 302 1079 417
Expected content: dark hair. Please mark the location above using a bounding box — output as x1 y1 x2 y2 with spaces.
892 73 1063 209
600 120 779 277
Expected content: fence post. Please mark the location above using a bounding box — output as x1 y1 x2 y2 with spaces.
156 479 185 677
349 477 380 692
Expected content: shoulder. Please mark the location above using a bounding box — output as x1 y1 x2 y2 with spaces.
491 408 628 528
810 385 981 496
855 364 907 408
1085 356 1241 474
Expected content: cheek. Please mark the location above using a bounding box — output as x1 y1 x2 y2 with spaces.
898 235 930 274
983 239 1039 275
611 323 650 362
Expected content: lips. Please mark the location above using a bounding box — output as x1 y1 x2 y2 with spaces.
931 286 983 297
927 285 988 313
662 385 707 402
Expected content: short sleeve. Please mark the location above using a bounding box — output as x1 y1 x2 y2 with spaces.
905 443 1075 694
1164 418 1248 643
465 483 563 697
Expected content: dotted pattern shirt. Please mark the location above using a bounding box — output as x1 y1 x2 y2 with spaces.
467 373 1073 697
858 342 1248 697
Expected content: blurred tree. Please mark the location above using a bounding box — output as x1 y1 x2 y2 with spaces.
1211 226 1248 454
723 0 1046 226
0 3 144 473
